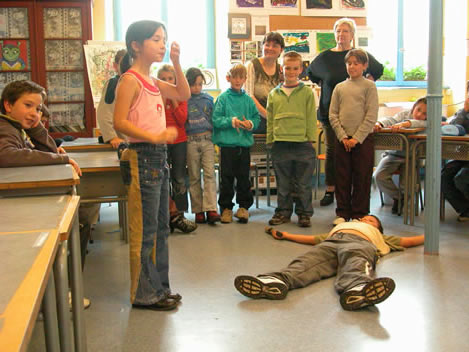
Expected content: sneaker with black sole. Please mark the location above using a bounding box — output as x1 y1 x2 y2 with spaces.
340 277 395 311
268 213 291 225
234 275 288 300
132 297 178 311
170 214 197 233
220 209 233 223
298 214 311 227
320 192 334 206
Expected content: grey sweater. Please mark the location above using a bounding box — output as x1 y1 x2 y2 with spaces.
329 76 379 144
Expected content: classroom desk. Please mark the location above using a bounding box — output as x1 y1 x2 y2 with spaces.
62 138 113 152
374 127 424 224
67 151 128 242
0 230 60 352
408 134 469 225
0 165 79 197
0 195 87 352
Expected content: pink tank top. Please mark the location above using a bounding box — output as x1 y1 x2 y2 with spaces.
122 70 166 143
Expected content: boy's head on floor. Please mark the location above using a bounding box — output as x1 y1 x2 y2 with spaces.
344 48 368 80
226 63 247 92
1 80 46 129
281 51 303 86
359 215 384 233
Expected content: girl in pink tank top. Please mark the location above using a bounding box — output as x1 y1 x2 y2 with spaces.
113 20 190 311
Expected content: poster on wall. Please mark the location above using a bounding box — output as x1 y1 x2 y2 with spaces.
251 15 269 41
230 0 300 15
315 31 336 53
278 30 316 61
83 41 126 107
301 0 367 17
0 39 29 70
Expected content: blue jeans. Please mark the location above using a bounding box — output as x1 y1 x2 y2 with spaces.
272 142 315 217
121 143 171 304
441 160 469 214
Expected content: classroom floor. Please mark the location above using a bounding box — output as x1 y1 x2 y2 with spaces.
28 188 469 352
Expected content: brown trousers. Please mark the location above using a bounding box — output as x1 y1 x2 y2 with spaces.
334 135 374 220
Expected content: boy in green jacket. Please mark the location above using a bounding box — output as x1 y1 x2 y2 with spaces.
212 64 260 223
266 51 317 227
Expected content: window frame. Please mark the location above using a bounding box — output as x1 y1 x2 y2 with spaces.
375 0 427 88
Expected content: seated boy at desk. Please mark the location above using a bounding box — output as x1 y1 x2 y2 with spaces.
441 83 469 222
0 80 92 307
234 215 424 311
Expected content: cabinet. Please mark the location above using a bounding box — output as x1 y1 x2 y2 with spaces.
0 1 94 137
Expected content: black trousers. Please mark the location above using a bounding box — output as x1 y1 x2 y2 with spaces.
218 146 253 210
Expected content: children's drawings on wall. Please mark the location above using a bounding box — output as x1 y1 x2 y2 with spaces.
306 0 332 9
236 0 264 8
83 42 126 107
301 0 367 16
45 40 83 70
0 40 29 71
230 0 299 15
43 8 82 39
201 69 218 90
283 32 311 54
316 32 336 53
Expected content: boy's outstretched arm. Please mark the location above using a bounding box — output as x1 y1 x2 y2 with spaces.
265 227 326 245
398 235 425 248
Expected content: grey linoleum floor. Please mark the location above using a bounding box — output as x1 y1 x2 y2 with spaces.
28 189 469 352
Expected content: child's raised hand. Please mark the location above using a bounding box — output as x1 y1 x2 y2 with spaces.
373 122 382 132
169 42 181 65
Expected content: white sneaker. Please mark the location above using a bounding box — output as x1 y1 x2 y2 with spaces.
234 275 288 300
332 217 346 226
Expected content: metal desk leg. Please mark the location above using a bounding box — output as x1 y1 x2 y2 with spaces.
69 215 88 352
266 148 271 207
54 240 73 351
43 271 60 352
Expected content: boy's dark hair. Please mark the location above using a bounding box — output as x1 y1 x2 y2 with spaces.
282 51 303 66
40 104 50 119
114 49 127 64
227 63 247 78
0 80 46 114
369 215 384 234
411 97 427 114
185 67 205 86
344 48 369 65
120 20 167 74
263 32 285 50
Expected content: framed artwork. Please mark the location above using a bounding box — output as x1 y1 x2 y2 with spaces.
301 0 367 17
229 0 299 15
228 14 251 39
0 39 30 70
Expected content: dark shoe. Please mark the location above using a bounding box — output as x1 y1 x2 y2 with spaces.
392 197 403 215
170 214 197 233
132 298 178 311
298 214 311 227
206 211 221 224
320 192 334 206
457 211 469 222
234 275 288 300
268 213 291 225
195 212 206 224
167 293 182 302
340 277 395 311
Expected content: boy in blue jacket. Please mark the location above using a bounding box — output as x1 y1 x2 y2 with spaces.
212 64 260 223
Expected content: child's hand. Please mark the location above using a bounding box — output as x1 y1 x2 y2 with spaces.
239 116 253 130
441 121 448 126
233 117 242 133
391 121 410 132
373 123 382 132
158 127 178 144
57 147 66 154
31 114 41 128
464 96 469 113
110 137 125 149
69 158 82 176
169 42 181 65
342 138 352 152
348 138 358 148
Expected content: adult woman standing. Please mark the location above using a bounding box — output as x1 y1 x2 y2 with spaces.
245 32 284 133
307 18 383 206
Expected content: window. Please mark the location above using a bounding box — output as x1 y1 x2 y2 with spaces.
115 0 215 69
368 0 429 87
